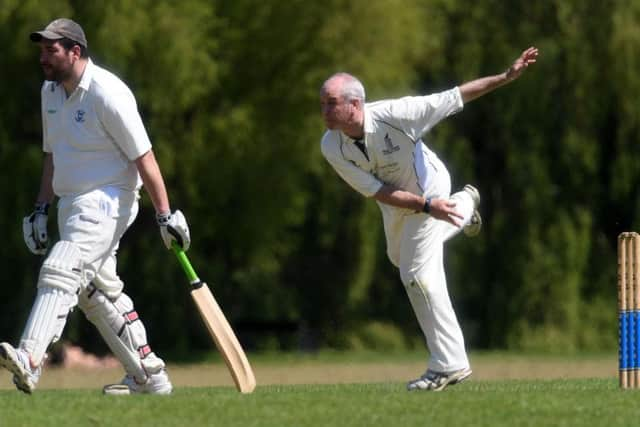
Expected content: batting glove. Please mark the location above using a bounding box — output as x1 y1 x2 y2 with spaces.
23 202 49 255
157 209 191 251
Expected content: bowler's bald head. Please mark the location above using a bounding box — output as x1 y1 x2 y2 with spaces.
321 72 365 102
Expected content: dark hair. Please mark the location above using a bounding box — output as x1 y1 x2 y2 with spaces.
58 37 88 58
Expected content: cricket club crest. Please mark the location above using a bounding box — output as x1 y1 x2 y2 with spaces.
382 133 400 155
74 109 86 123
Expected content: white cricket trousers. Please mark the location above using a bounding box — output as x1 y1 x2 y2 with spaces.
398 154 475 373
57 186 138 297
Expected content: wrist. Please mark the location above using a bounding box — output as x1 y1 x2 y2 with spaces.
156 211 171 225
35 202 49 215
505 66 515 80
422 197 432 214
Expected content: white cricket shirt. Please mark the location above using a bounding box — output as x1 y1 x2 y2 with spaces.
41 59 152 197
321 87 464 248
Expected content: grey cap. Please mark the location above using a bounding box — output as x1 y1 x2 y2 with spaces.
30 18 87 48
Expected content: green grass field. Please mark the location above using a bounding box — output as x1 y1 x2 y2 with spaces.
1 352 638 427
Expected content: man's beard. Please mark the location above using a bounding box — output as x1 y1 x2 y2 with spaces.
43 64 72 83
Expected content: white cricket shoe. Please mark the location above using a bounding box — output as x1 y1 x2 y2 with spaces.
463 184 482 237
0 342 41 394
406 367 472 392
103 369 173 395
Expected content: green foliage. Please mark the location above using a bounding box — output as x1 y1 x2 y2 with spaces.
0 0 637 357
344 321 416 351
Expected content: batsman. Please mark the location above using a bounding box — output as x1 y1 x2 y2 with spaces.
320 47 538 391
0 18 190 394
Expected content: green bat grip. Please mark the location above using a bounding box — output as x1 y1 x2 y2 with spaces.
172 242 199 283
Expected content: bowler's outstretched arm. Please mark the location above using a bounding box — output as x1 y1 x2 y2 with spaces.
458 46 538 103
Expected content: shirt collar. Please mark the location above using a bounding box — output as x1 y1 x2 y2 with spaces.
363 103 373 134
76 58 94 92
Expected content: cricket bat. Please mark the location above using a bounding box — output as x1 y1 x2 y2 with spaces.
172 244 256 393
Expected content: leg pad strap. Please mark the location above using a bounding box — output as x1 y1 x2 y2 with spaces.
78 285 165 381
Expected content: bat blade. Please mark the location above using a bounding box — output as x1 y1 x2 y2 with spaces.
191 282 256 393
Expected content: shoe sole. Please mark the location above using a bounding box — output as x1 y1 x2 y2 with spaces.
102 381 173 395
449 368 472 385
406 368 472 392
462 185 481 237
432 368 472 391
464 210 482 237
463 185 481 207
103 385 173 395
0 344 34 394
103 384 132 395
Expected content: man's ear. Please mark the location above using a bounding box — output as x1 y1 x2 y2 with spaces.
70 44 82 59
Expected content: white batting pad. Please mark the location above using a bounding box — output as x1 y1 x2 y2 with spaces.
38 241 84 294
20 287 78 366
78 285 165 382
